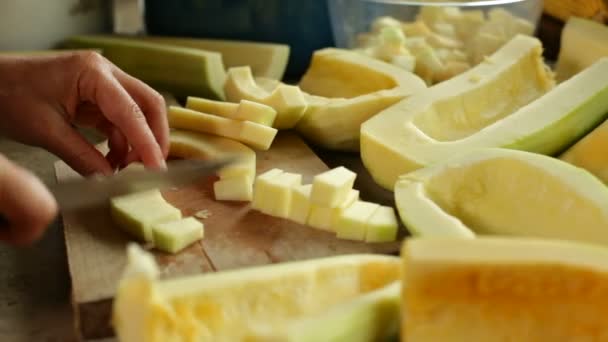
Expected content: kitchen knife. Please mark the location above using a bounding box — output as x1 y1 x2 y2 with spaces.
48 158 234 212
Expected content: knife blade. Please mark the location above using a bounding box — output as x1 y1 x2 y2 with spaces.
49 158 235 212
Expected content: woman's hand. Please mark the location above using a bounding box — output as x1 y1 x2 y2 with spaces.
0 154 57 245
0 51 171 245
0 51 169 175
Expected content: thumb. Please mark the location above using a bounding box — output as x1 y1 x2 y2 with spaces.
0 155 58 246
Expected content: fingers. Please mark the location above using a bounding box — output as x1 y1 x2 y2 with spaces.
96 120 129 170
77 52 166 170
112 67 170 159
46 118 114 176
0 155 58 246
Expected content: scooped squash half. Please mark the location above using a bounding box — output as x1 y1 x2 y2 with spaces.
298 48 426 99
403 237 608 342
394 148 608 245
113 244 401 341
295 48 426 151
362 35 560 190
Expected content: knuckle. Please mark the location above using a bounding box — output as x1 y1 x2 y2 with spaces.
151 91 166 109
73 148 102 175
79 51 108 73
130 102 146 121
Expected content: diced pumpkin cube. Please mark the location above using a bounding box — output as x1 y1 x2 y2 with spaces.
335 201 380 241
288 184 313 225
151 217 204 254
251 169 284 211
214 176 254 202
310 167 357 207
308 190 359 231
365 206 399 243
260 172 303 218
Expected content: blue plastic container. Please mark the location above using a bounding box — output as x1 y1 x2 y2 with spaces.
144 0 335 79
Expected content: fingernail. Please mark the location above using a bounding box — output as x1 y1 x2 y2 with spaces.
159 157 167 170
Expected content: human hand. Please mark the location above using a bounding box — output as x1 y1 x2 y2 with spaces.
0 51 169 176
0 154 57 246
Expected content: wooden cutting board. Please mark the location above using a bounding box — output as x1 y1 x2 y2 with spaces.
54 132 402 340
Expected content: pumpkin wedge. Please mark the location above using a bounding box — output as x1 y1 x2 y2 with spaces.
362 35 564 190
113 244 401 341
402 237 608 342
394 148 608 244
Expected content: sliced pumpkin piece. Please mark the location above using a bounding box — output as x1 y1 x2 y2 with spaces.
403 237 608 342
168 106 278 150
185 97 277 127
151 217 204 254
168 129 256 180
395 148 608 244
362 35 560 190
213 176 253 202
113 244 401 341
224 66 307 129
110 189 182 243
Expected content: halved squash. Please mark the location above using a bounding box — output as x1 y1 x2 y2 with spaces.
296 48 426 151
113 244 401 341
403 237 608 341
394 148 608 244
298 48 424 99
362 35 559 190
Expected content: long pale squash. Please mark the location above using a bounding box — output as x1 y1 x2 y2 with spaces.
125 35 290 80
62 35 227 100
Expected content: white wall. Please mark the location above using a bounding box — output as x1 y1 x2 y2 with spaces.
0 0 111 51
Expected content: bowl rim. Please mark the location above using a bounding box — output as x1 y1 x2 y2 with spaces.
348 0 534 6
